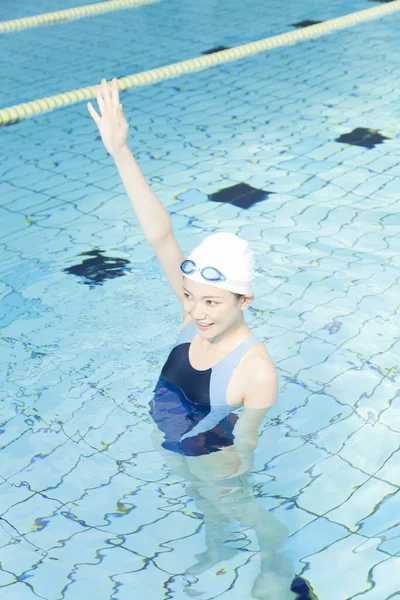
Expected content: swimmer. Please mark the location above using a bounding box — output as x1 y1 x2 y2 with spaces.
88 78 278 477
88 80 314 600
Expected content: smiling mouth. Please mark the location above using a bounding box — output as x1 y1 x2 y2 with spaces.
196 322 214 329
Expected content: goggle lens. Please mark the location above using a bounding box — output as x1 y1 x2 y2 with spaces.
201 266 224 281
180 260 196 274
180 260 226 282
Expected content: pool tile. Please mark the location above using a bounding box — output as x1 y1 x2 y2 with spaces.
375 450 400 487
378 528 400 556
305 534 391 600
45 453 120 504
114 561 185 599
277 336 337 377
0 492 62 544
253 422 304 469
327 477 397 532
124 510 198 562
269 501 316 538
356 557 400 599
289 392 353 437
355 374 398 422
59 553 127 599
298 455 368 515
358 489 400 538
340 423 400 475
66 480 162 530
263 442 330 499
7 438 94 491
285 516 348 565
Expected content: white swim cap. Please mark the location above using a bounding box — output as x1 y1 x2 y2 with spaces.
183 232 254 295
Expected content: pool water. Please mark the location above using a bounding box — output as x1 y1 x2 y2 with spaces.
1 1 400 598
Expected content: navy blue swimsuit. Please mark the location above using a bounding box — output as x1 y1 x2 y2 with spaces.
149 321 261 456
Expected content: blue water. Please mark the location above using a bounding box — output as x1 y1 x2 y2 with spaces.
1 1 400 599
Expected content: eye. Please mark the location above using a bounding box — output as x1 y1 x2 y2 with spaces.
206 300 218 306
183 292 191 299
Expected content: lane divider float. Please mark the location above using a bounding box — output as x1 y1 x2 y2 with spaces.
0 0 158 34
1 0 400 126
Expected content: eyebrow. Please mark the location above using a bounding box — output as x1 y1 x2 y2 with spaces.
183 287 223 299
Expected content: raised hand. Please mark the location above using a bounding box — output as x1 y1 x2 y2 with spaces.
88 78 129 157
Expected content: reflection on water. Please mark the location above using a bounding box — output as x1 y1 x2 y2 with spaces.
151 422 316 599
63 249 131 287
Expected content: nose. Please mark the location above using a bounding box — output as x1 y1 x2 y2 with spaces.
190 302 207 320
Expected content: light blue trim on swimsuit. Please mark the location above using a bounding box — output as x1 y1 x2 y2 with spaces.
175 320 261 440
174 320 197 346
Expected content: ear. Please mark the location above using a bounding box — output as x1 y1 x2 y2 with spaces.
240 294 254 310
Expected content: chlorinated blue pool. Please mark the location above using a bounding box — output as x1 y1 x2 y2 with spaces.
1 1 400 598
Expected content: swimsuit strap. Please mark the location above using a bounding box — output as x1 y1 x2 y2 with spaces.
174 320 197 347
217 335 261 367
210 335 261 406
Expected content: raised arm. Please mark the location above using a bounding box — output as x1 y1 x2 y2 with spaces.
88 79 185 305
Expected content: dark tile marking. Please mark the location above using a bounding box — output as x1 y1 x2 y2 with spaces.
209 182 272 209
292 20 323 28
369 0 396 3
202 45 230 55
63 249 131 287
291 577 319 599
335 127 390 149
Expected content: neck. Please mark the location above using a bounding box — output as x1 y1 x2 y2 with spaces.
205 314 249 346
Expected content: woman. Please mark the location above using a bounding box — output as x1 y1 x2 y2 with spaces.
88 79 278 475
88 80 306 599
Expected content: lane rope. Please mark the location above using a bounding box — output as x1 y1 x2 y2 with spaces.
0 0 158 33
1 0 400 126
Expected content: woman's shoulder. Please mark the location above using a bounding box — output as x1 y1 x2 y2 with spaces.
241 340 275 372
238 341 278 409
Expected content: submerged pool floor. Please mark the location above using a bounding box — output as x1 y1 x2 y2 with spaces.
1 1 400 599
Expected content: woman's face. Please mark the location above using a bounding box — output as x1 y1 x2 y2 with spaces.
182 277 253 339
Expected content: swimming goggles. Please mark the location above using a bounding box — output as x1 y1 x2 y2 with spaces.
180 260 226 282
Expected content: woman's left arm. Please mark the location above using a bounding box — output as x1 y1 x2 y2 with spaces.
226 356 279 478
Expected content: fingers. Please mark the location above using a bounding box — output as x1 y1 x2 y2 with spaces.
87 102 101 125
90 78 123 125
116 103 128 127
111 77 119 107
96 85 106 115
101 78 111 110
